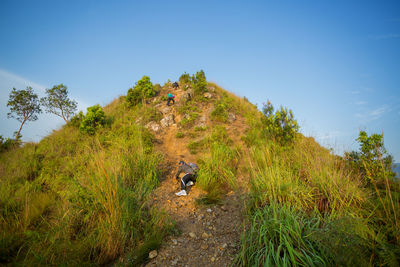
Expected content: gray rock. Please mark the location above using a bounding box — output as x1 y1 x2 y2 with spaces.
189 232 196 238
207 86 216 92
160 106 171 114
149 250 158 259
228 112 236 123
204 92 212 99
206 208 212 213
160 114 175 128
145 122 161 132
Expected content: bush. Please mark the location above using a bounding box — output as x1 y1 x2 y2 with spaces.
0 136 20 153
179 72 191 85
261 100 299 144
127 76 155 106
345 131 395 183
79 105 106 135
69 111 84 128
176 132 185 138
192 70 207 95
211 102 229 122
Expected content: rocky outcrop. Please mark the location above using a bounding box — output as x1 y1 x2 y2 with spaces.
160 114 175 128
145 121 161 132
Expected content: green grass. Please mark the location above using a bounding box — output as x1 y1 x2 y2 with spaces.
0 104 173 265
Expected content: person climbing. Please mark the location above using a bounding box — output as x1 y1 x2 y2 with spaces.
172 81 179 90
175 160 199 196
167 93 175 106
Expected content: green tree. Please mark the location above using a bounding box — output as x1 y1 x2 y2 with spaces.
261 100 299 144
7 87 42 139
40 84 77 122
354 131 394 182
79 104 106 135
192 70 207 95
126 76 155 106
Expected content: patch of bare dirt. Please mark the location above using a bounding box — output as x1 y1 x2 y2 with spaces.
143 87 247 266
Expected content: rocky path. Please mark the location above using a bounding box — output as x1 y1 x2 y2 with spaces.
144 88 244 266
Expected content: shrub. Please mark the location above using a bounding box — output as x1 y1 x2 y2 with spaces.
79 105 106 135
211 102 229 122
179 72 191 85
0 136 20 153
345 131 395 183
69 111 84 128
176 132 185 138
126 76 155 106
261 100 299 144
192 70 207 95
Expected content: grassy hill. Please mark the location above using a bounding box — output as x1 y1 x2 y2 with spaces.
1 72 399 266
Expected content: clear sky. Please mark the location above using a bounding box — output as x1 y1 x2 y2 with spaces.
1 0 399 161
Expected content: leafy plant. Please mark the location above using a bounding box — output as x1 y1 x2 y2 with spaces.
40 84 77 122
79 105 106 135
179 72 191 85
261 100 299 144
7 87 42 139
192 70 207 95
126 76 156 106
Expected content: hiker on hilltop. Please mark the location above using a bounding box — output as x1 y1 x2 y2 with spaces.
172 82 179 90
175 160 199 196
167 93 175 106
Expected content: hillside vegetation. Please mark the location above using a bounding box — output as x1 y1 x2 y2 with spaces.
1 72 399 266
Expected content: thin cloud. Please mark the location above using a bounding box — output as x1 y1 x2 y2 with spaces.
355 101 367 105
0 69 47 93
355 105 391 123
369 33 400 40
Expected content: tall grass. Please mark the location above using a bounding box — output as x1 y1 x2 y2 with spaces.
197 142 240 203
237 108 400 266
0 103 173 265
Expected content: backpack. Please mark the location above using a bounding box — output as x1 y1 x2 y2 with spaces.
188 162 199 173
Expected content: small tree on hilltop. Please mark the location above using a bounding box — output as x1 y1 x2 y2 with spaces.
79 104 106 135
346 131 395 182
40 83 77 122
7 87 42 139
261 100 299 144
126 76 155 106
192 70 207 95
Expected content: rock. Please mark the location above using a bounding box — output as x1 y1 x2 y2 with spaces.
211 257 215 262
201 244 209 250
171 258 178 266
149 250 158 259
189 232 196 238
160 114 175 128
172 239 178 245
145 122 161 132
207 86 216 92
206 208 212 213
228 112 236 122
204 92 212 99
222 243 227 249
160 106 172 114
202 232 209 239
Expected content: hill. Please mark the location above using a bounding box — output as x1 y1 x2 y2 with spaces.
1 72 399 266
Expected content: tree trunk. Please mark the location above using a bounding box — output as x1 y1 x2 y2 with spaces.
16 119 26 139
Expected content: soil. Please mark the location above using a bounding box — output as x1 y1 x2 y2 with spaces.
144 87 248 266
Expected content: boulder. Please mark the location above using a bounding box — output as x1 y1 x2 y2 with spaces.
145 122 161 132
149 250 158 259
204 92 212 99
207 86 216 92
228 112 236 123
160 106 172 114
160 114 175 128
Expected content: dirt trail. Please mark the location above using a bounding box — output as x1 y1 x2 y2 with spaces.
144 88 244 267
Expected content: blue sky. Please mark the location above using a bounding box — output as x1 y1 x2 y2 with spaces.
1 0 399 161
